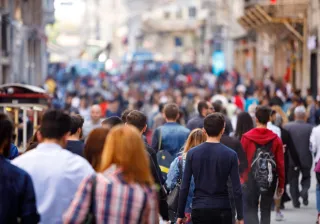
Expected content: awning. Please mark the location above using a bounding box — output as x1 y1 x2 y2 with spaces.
238 2 307 42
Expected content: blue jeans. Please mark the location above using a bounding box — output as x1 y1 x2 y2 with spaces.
316 173 320 212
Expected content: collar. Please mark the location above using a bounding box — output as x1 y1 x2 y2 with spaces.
36 143 63 151
165 122 178 125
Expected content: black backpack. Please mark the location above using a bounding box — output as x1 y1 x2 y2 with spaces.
251 141 277 192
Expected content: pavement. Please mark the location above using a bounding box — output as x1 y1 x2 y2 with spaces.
271 174 317 224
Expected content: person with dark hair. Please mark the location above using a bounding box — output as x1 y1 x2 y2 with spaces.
234 112 254 140
186 101 213 131
121 109 133 123
240 106 284 224
66 115 85 157
84 128 110 171
152 103 190 156
101 116 123 129
152 103 166 130
13 110 94 224
126 110 169 222
0 113 40 223
177 113 244 224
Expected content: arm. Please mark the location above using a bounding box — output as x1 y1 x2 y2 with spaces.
230 154 244 221
236 141 248 174
310 128 317 155
177 153 192 218
63 176 93 224
165 158 180 190
275 139 285 189
145 190 160 224
20 174 40 224
151 128 160 153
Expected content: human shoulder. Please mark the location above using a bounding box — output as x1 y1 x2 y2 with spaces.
220 143 237 156
5 159 31 179
12 150 38 166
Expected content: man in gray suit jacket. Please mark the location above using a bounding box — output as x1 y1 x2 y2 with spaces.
284 106 313 208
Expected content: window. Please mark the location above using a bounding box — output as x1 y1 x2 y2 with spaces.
189 7 196 18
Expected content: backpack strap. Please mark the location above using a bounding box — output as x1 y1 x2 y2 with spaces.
158 127 162 151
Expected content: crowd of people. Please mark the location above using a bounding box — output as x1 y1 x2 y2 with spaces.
2 65 320 224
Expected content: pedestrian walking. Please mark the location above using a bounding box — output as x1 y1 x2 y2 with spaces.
241 106 285 224
234 112 254 140
126 110 169 222
101 116 123 129
82 105 102 138
152 103 190 179
84 128 110 171
166 128 207 223
310 123 320 222
177 113 244 224
12 110 94 224
0 113 40 224
63 125 159 223
66 114 85 157
186 101 213 130
284 106 313 207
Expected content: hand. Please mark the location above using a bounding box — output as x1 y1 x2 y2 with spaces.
283 144 287 153
277 188 284 197
176 218 186 224
237 219 244 224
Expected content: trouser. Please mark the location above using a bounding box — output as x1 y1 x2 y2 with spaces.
243 176 277 224
316 172 320 213
288 166 311 205
192 208 232 224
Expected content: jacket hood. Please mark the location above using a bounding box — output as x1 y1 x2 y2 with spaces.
242 128 278 145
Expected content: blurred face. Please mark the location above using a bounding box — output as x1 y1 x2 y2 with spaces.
91 106 101 122
206 102 214 116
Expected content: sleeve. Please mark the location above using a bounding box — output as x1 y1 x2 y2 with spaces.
151 128 160 152
310 128 317 154
20 174 40 224
236 141 248 174
9 144 19 160
275 139 285 189
63 176 93 224
165 158 180 190
177 153 192 218
230 153 244 220
145 190 160 224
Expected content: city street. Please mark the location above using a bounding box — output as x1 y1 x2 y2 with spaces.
271 174 317 224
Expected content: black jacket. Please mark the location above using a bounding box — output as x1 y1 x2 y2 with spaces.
144 141 169 221
221 135 248 174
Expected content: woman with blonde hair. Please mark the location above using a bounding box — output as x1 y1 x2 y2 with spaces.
64 125 159 224
166 128 207 223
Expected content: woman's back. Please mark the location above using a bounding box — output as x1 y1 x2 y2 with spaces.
64 169 159 224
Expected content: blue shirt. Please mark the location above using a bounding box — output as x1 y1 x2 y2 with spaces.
12 143 95 224
9 144 19 160
177 142 243 219
152 122 190 156
0 156 40 223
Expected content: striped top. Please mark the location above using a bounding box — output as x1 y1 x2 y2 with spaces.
63 168 159 224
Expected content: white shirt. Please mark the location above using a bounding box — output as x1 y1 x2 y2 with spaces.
310 125 320 163
12 143 94 224
267 122 281 138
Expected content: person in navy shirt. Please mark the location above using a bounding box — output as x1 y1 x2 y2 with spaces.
0 113 40 223
177 113 244 224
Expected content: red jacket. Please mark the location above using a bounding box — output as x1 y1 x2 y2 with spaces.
240 128 285 189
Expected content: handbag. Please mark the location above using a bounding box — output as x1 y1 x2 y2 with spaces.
84 175 97 224
167 157 183 221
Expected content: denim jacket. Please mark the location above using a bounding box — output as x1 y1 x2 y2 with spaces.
166 156 195 213
152 122 190 156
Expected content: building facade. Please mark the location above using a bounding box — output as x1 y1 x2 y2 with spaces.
0 0 54 85
235 0 310 93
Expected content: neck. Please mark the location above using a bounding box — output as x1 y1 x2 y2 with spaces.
67 135 79 141
256 123 267 128
42 139 64 147
91 119 100 124
206 136 221 143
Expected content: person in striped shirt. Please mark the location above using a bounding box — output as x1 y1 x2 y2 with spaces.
63 125 159 224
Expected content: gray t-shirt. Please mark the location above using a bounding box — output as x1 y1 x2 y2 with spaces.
82 120 101 139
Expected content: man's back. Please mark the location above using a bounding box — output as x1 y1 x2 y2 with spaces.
152 122 190 155
66 140 84 157
178 142 242 219
186 115 204 130
0 156 39 224
284 121 313 168
12 143 94 224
